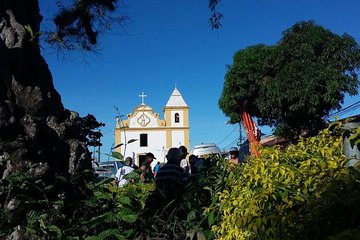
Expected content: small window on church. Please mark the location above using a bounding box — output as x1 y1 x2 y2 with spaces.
140 134 148 147
175 113 180 123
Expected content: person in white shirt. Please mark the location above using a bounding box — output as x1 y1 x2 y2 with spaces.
179 146 190 176
115 157 134 187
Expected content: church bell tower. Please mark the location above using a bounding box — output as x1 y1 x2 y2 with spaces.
163 87 190 150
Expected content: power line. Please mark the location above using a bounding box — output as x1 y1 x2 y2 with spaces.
332 101 360 116
339 100 360 112
222 136 240 150
327 100 360 120
216 125 238 145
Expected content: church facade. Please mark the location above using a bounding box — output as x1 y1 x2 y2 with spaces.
114 88 189 166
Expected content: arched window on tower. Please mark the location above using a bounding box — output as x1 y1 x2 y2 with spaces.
175 113 180 123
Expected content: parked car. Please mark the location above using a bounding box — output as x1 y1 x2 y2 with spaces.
190 143 221 158
93 161 123 180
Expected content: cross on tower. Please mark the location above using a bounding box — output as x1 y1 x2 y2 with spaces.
139 91 147 105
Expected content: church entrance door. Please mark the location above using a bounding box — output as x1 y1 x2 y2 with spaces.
138 154 146 166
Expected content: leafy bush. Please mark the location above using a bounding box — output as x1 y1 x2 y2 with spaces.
185 159 228 239
0 171 153 239
2 122 359 239
212 122 360 239
138 158 228 240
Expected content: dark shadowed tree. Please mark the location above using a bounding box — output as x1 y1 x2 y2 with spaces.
78 113 105 147
219 21 360 141
208 0 223 29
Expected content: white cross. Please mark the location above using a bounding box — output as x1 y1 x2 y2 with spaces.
139 92 147 105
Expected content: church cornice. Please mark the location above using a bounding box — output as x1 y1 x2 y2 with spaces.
133 104 153 112
123 126 190 131
163 106 189 110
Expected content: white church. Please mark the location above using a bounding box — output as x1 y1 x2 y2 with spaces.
114 87 190 166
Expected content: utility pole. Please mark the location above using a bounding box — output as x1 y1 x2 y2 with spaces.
238 122 243 147
97 132 101 162
114 106 127 158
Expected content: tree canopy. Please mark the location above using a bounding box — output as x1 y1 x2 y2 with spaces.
219 21 360 140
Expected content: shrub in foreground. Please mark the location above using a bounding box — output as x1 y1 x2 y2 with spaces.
212 122 360 239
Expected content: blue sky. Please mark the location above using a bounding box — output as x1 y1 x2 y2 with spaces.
39 0 360 159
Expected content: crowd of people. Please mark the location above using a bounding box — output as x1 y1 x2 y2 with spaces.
112 145 241 227
113 145 241 195
113 146 191 189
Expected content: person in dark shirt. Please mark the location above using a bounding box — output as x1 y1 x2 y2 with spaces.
142 148 188 230
189 154 198 175
155 148 187 198
140 152 156 182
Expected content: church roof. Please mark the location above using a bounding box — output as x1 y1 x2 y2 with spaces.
165 87 188 107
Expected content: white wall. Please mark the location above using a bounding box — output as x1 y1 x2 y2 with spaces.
171 130 185 147
120 130 167 163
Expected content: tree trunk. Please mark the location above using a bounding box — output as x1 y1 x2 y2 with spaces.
0 0 91 179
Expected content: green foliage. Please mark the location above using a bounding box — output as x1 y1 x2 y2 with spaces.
0 171 153 239
138 158 228 239
3 122 360 239
185 159 228 239
24 24 41 44
219 21 360 140
212 122 360 239
348 127 360 149
343 119 360 150
111 151 123 160
219 44 277 124
78 114 105 147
